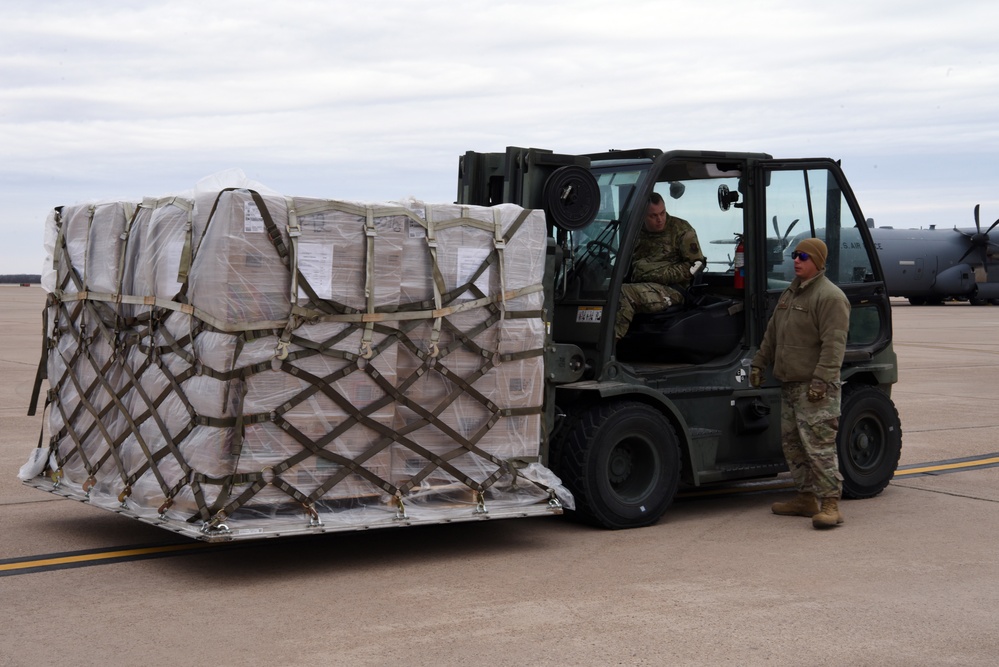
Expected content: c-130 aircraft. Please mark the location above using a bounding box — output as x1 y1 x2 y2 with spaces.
773 204 999 305
870 204 999 305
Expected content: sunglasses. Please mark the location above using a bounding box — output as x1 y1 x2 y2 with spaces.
791 250 812 262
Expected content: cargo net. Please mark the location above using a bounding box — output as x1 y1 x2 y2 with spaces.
34 186 570 533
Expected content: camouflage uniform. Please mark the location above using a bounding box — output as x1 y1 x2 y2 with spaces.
615 214 705 340
752 270 851 499
780 381 843 498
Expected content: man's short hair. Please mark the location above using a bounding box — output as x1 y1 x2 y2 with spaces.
649 192 664 206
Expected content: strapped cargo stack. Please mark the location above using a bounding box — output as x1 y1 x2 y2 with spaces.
24 176 570 541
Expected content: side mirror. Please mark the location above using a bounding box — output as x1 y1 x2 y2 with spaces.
718 184 740 211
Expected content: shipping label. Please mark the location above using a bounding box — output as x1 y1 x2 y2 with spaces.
244 200 265 233
298 241 334 300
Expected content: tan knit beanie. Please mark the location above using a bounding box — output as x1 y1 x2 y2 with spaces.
795 237 828 271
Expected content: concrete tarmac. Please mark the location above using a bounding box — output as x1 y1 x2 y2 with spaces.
1 285 997 666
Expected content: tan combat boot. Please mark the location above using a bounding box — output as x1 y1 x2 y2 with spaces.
812 498 844 529
771 493 820 517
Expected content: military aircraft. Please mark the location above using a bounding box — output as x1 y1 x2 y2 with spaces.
773 205 999 305
870 207 999 305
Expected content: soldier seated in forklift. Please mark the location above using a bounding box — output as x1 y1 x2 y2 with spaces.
616 192 744 364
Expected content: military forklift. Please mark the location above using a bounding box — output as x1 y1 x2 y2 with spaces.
458 147 902 529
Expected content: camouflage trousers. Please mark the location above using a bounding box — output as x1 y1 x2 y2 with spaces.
780 381 844 499
615 282 684 340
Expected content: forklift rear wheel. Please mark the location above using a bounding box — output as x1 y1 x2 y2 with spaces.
837 384 902 499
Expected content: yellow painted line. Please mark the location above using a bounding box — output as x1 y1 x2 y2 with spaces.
895 455 999 477
0 543 209 574
7 455 997 576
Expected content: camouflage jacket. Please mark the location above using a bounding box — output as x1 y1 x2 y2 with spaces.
630 214 706 287
752 271 851 384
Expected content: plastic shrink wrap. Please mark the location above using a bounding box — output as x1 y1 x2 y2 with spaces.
26 173 570 541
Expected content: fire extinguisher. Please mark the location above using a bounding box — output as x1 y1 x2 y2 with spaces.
733 234 745 289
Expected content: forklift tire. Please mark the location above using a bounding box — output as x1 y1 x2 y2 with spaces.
553 400 681 529
837 384 903 499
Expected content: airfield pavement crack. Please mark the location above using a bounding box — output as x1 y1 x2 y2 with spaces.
0 497 65 507
891 482 999 503
899 424 999 434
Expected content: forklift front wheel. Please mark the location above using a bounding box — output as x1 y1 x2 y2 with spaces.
555 400 681 529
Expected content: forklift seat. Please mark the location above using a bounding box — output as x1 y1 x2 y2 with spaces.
618 295 745 364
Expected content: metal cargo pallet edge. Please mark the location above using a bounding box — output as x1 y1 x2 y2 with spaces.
23 477 564 543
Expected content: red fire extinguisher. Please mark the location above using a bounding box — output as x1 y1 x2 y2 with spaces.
733 234 745 289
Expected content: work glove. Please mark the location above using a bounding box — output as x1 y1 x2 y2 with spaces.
807 378 828 402
749 366 764 388
689 260 704 276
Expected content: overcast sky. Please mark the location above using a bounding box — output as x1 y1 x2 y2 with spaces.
3 0 998 275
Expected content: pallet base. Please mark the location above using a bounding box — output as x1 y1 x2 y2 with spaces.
23 476 564 543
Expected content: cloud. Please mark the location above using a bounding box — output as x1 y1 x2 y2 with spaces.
3 0 999 272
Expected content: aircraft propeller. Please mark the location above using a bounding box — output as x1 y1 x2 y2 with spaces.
956 205 999 278
772 216 799 251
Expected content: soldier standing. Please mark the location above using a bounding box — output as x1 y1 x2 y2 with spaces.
615 192 706 340
750 237 851 529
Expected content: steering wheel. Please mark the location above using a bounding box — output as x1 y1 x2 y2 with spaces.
586 240 617 260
